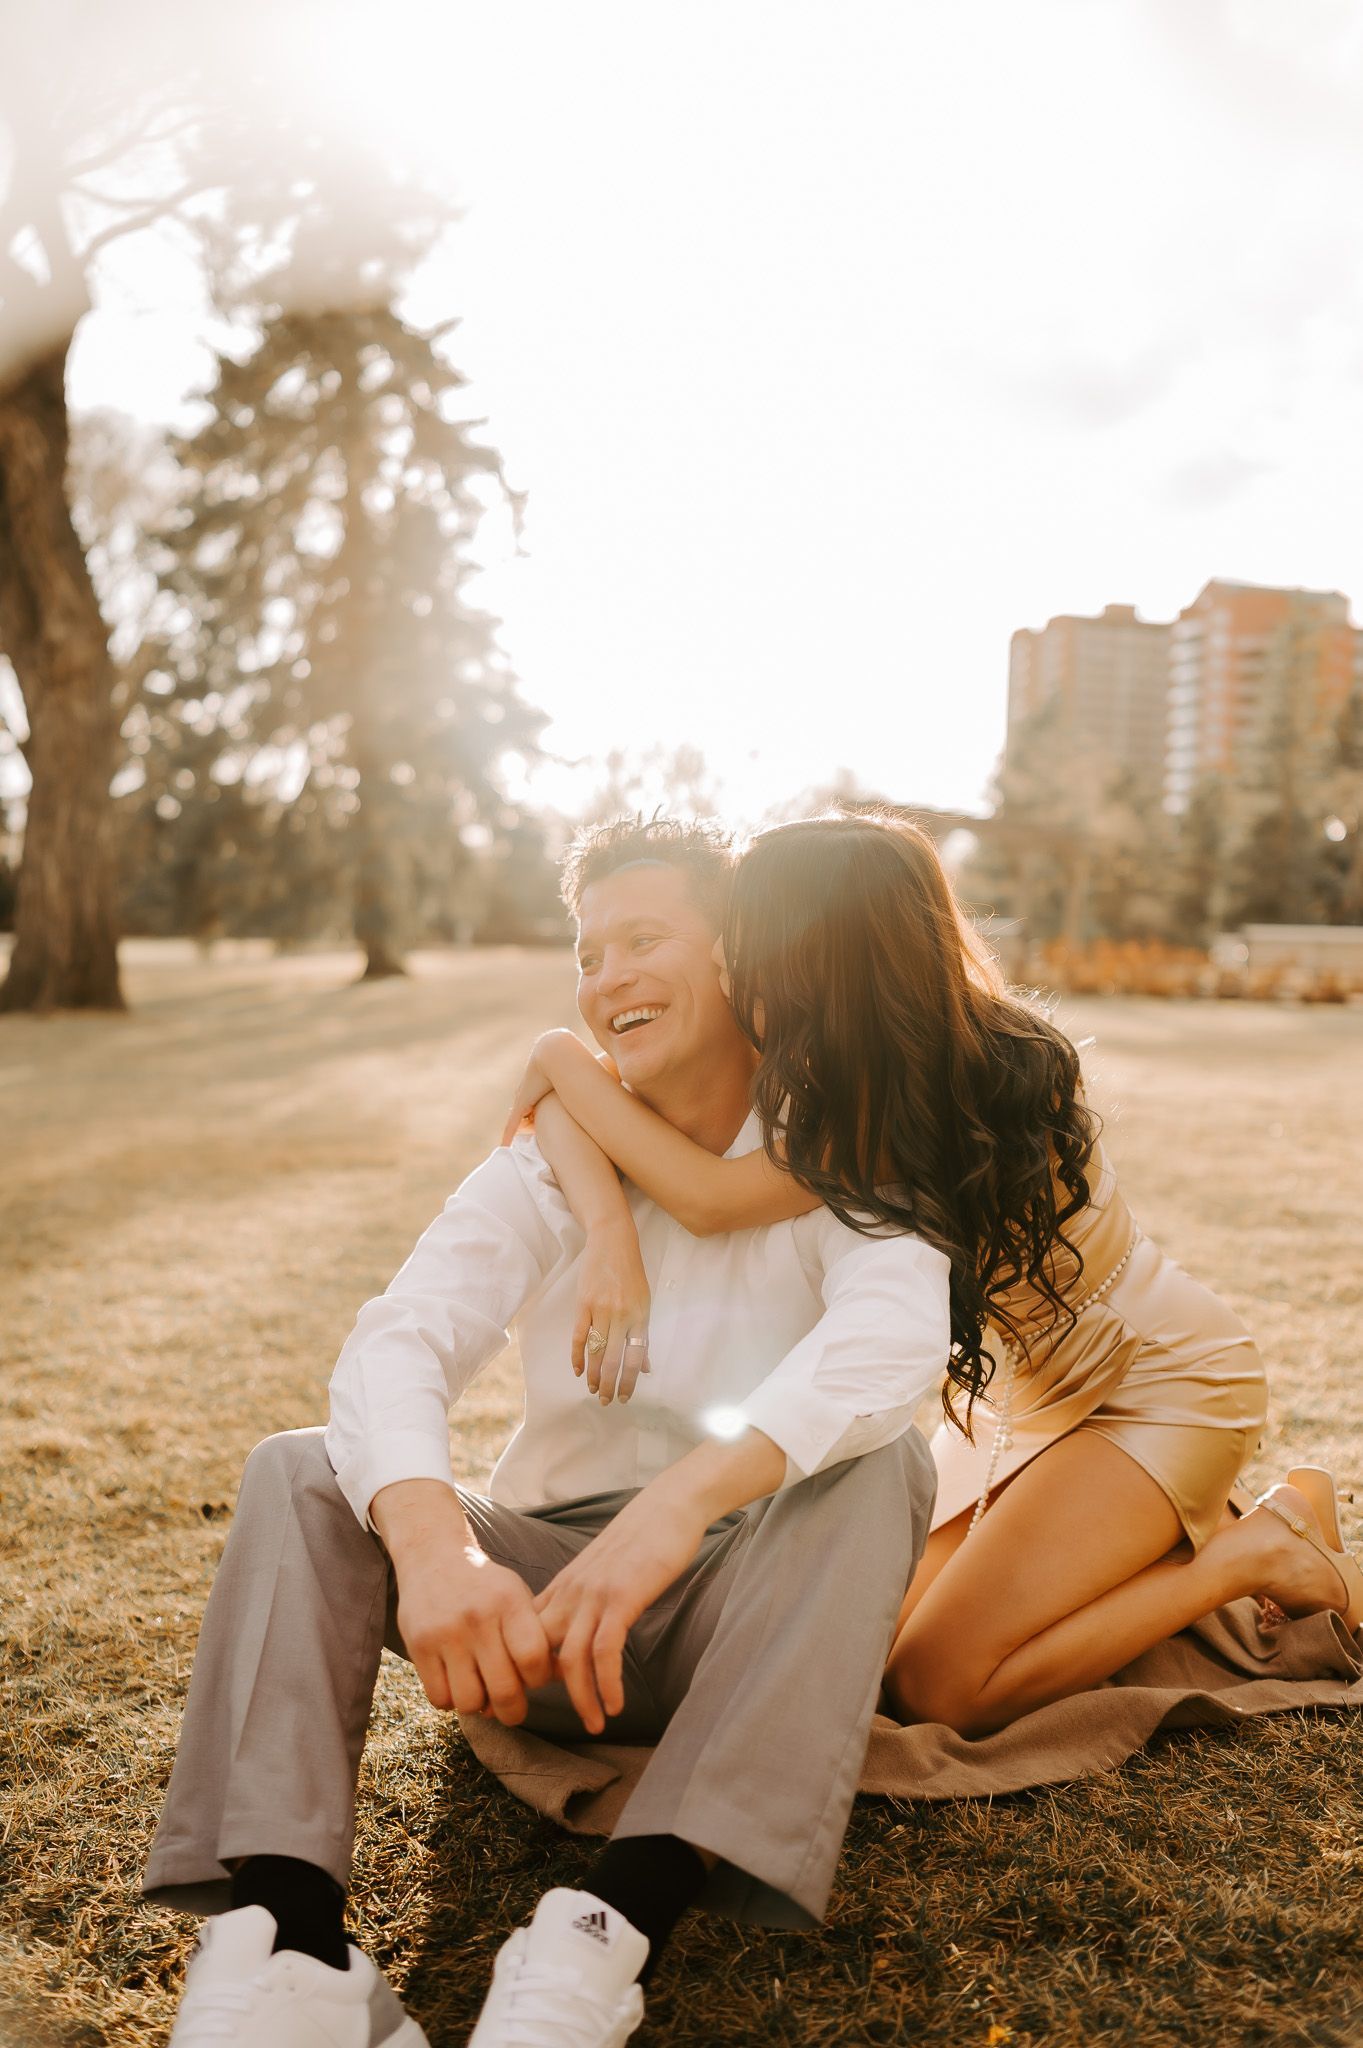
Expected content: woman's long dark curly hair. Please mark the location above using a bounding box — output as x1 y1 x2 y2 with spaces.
724 812 1098 1433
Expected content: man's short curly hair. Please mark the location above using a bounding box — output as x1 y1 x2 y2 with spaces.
560 815 736 928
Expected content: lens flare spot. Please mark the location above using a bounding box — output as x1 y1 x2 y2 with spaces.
701 1405 748 1441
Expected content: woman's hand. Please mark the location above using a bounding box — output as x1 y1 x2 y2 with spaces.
501 1031 606 1148
573 1216 651 1405
513 1078 646 1402
501 1042 555 1147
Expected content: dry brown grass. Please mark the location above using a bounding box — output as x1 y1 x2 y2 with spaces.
3 950 1362 2048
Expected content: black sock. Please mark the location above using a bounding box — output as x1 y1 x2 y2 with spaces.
584 1834 708 1983
229 1855 348 1972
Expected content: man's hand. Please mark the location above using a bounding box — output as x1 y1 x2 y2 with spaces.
372 1480 553 1726
533 1493 707 1735
535 1429 787 1733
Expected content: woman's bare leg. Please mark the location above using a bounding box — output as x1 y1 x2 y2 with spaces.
892 1519 971 1626
894 1463 1039 1631
886 1435 1343 1737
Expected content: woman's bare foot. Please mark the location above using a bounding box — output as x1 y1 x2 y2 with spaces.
1212 1483 1350 1622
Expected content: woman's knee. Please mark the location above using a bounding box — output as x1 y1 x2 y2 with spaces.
884 1629 995 1738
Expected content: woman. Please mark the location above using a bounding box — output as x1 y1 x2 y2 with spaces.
505 813 1363 1735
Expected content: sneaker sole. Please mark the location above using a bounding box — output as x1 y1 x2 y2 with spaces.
382 2019 431 2047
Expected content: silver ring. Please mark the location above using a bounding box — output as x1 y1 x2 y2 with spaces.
624 1335 648 1347
585 1325 607 1355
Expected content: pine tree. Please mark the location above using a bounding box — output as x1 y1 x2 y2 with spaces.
150 305 542 975
0 24 474 1007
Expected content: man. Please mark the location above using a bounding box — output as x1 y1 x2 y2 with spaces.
146 817 947 2048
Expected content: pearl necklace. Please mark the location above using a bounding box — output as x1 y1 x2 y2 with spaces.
966 1349 1017 1537
966 1228 1139 1537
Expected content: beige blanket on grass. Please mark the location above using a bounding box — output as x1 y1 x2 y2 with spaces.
461 1601 1363 1832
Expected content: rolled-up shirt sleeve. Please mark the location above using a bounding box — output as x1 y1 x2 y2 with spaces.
738 1214 951 1484
325 1137 567 1528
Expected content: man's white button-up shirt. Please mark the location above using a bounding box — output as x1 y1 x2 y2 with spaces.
325 1118 951 1527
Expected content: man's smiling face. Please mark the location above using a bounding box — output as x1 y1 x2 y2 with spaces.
575 862 744 1096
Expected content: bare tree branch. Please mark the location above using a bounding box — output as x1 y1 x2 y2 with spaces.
69 111 205 172
62 95 201 177
70 182 172 209
76 184 224 262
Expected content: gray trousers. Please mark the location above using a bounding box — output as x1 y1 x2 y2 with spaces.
143 1426 935 1928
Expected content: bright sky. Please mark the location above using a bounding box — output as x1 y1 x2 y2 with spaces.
45 0 1363 822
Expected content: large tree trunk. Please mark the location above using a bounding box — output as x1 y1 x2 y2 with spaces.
350 765 407 981
0 341 124 1011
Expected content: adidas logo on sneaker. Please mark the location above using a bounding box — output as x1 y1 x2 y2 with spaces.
570 1909 613 1946
468 1893 647 2046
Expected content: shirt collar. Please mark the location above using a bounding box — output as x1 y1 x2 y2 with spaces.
724 1110 763 1159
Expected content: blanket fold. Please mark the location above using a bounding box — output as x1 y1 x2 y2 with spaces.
460 1600 1363 1833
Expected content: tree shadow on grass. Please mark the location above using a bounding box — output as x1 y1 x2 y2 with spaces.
107 957 574 1092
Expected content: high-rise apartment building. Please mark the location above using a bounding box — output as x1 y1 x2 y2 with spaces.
1164 580 1361 811
1006 602 1171 790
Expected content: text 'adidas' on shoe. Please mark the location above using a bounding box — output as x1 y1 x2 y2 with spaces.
466 1888 648 2048
168 1903 430 2047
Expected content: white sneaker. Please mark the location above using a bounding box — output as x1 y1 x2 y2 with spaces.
168 1904 430 2046
467 1889 649 2048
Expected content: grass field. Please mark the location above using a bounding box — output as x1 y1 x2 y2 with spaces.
3 946 1362 2048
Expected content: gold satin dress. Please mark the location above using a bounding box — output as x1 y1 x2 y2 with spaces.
928 1144 1269 1550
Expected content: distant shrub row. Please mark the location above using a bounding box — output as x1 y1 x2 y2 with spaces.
1022 939 1360 1004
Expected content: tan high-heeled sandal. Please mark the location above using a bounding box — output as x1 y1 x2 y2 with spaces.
1286 1464 1352 1549
1256 1480 1363 1634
